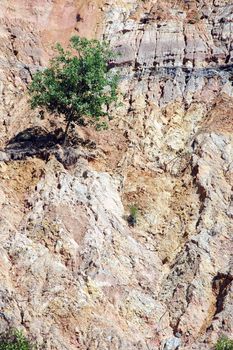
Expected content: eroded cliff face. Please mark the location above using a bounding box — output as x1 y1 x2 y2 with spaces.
0 1 232 349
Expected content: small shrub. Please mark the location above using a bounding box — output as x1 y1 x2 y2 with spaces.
0 329 36 350
215 336 233 350
128 205 139 227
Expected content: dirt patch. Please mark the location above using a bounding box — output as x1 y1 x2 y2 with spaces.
201 95 233 134
0 158 45 203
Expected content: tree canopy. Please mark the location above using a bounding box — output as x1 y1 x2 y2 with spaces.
28 36 119 140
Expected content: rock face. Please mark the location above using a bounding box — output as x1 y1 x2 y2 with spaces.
0 1 232 349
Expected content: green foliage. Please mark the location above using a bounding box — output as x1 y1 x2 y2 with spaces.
0 329 35 350
128 204 139 227
216 336 233 350
28 36 119 137
130 205 138 218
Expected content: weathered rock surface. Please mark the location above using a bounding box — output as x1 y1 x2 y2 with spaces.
0 0 232 349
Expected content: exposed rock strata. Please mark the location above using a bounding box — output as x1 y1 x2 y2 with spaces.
0 1 232 349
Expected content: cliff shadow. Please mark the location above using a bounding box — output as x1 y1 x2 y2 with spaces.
5 126 64 160
2 126 97 166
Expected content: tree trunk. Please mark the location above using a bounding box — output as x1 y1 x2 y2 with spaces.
63 119 71 145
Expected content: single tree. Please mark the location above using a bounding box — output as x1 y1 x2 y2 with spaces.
28 36 119 142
